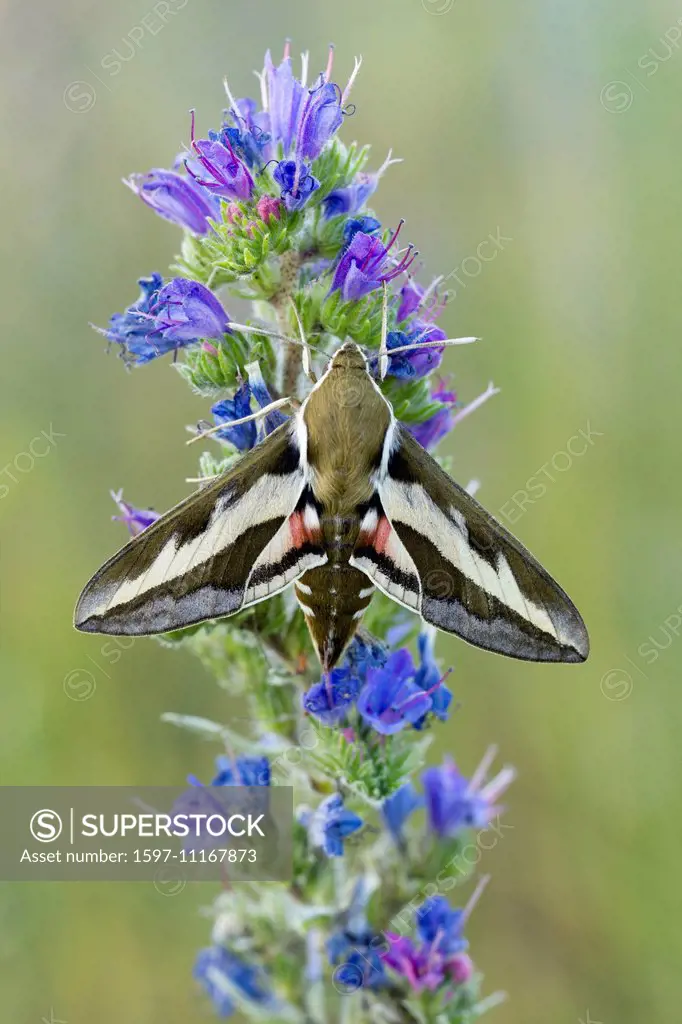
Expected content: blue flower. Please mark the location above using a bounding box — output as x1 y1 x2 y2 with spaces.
110 489 160 536
99 273 162 362
102 276 230 364
344 633 388 676
330 222 417 302
194 946 276 1017
358 650 430 735
416 896 468 957
301 793 363 857
422 749 515 837
379 322 447 380
220 97 272 168
125 168 219 235
327 878 387 991
211 383 257 451
342 216 382 247
245 362 288 433
324 176 378 218
324 151 401 218
412 631 453 729
302 668 361 726
357 642 451 736
302 635 387 726
212 755 271 787
382 782 423 842
273 158 320 210
328 931 386 992
187 113 255 200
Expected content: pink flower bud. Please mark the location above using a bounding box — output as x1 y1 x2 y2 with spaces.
256 195 282 223
448 953 474 985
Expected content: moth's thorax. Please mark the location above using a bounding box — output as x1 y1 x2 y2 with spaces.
302 358 391 513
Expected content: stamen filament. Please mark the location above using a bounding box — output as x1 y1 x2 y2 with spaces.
450 382 499 429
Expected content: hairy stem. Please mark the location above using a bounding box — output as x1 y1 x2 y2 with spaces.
270 250 303 396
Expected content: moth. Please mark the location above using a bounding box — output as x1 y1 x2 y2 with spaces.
75 318 589 669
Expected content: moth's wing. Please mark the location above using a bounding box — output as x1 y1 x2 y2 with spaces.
351 426 589 663
75 424 326 636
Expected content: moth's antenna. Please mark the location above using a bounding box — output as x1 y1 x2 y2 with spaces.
379 281 389 380
226 322 330 360
186 397 294 446
380 336 479 359
289 298 317 383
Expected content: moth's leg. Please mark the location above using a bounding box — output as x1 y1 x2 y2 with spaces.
187 396 294 445
379 280 389 381
290 298 317 384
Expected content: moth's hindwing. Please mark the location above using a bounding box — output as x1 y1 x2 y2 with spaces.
351 426 589 663
74 424 326 636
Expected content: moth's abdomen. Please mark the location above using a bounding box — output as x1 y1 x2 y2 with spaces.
295 564 374 671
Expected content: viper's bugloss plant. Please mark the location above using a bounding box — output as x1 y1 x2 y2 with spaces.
98 41 511 1024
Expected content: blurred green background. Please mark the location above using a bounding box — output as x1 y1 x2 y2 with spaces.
1 0 681 1020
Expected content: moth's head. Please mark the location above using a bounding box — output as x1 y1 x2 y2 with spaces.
330 341 368 373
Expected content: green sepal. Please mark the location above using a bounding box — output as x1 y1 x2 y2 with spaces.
174 332 276 397
173 202 303 289
309 138 370 205
381 374 445 424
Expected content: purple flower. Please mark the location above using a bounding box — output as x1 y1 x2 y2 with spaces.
357 643 451 735
381 935 446 993
397 279 425 322
422 749 515 837
187 113 254 200
382 782 423 841
296 78 343 161
302 668 361 726
381 887 484 994
102 276 230 364
300 793 363 857
264 49 306 154
273 158 320 210
408 381 456 451
211 383 257 451
194 946 276 1017
110 489 160 536
149 277 230 344
330 221 417 302
125 168 219 235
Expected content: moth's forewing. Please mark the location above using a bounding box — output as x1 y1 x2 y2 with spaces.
75 424 325 636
